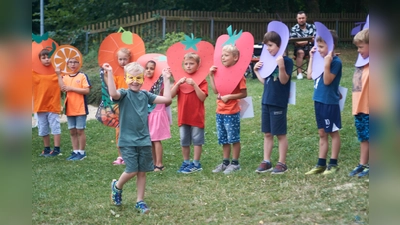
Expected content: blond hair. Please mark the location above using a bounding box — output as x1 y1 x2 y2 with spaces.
124 62 144 75
117 48 132 59
353 28 369 45
222 44 240 58
183 52 200 64
316 29 338 49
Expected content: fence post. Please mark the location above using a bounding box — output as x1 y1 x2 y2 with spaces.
336 19 339 37
85 31 90 55
210 17 214 40
162 16 166 39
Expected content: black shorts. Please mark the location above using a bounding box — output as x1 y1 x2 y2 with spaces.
294 45 312 58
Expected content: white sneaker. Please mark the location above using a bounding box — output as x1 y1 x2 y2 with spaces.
297 73 303 80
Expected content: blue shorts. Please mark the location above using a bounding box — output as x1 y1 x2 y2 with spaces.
67 115 87 130
261 104 287 135
314 101 341 133
120 146 153 173
216 112 240 145
37 112 61 136
354 113 369 142
179 125 204 146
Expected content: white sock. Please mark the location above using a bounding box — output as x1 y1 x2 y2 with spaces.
78 150 85 154
73 150 79 153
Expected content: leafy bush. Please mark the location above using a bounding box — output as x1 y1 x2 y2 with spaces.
156 32 186 54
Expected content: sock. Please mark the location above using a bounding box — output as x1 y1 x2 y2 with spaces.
73 150 79 153
184 160 190 165
44 146 51 151
263 160 270 164
231 159 239 165
317 158 327 167
329 158 338 166
223 159 230 166
193 160 200 166
78 150 85 154
54 146 60 152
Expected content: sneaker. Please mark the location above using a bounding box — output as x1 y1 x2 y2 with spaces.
255 161 273 173
223 164 241 174
135 201 150 214
177 162 190 173
110 179 122 206
349 164 366 177
66 152 78 160
212 163 227 173
271 162 288 174
357 167 369 178
113 157 124 165
322 164 339 175
70 152 86 161
305 165 327 175
297 73 303 80
45 150 62 157
39 148 51 157
181 162 203 174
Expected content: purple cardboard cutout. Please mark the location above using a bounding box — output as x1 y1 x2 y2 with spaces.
258 21 289 78
311 22 334 80
355 14 369 67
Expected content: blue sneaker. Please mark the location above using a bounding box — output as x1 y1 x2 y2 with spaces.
110 179 122 206
44 150 62 157
349 164 366 177
66 152 78 160
177 162 189 173
358 167 369 178
39 148 51 157
70 152 86 161
135 201 150 214
182 162 202 174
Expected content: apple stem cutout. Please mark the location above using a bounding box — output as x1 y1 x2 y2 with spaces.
117 27 134 45
32 32 56 57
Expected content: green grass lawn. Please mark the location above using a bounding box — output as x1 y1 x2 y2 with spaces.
32 47 369 224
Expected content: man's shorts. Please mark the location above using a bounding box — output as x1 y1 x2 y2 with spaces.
179 124 205 146
216 112 240 145
355 113 369 142
37 112 61 136
67 115 87 129
261 104 287 135
120 146 153 173
294 45 312 58
314 101 342 133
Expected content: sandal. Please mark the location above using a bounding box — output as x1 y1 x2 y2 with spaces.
113 157 124 165
154 165 165 172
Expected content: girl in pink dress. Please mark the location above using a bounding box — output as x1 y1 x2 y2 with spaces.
145 60 171 171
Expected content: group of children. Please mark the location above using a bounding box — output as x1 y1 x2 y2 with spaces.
32 25 369 214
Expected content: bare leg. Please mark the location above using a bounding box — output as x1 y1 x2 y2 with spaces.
136 172 146 202
53 134 61 147
151 142 157 165
193 145 202 161
222 144 231 159
43 135 50 147
329 131 340 160
232 142 241 160
277 134 288 164
296 49 305 74
69 128 79 150
360 141 369 165
318 129 329 159
77 129 86 150
182 146 190 161
153 141 164 167
263 133 273 161
115 171 137 189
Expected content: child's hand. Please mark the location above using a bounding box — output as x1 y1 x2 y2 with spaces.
253 61 263 71
102 63 113 73
185 78 195 86
309 46 317 59
209 66 217 76
177 77 186 85
324 51 333 64
276 56 284 67
55 67 61 75
162 67 171 79
218 94 229 103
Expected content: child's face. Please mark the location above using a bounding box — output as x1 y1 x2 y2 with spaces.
125 71 144 92
117 52 130 67
266 41 279 56
356 42 369 59
145 62 155 78
183 58 199 74
40 55 51 67
317 41 329 57
221 50 238 67
67 58 80 72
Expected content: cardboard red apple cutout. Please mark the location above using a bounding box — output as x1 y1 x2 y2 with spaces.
166 34 214 93
137 53 168 91
213 26 254 95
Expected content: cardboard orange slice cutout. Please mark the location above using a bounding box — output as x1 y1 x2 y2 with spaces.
137 53 168 91
98 27 145 76
51 45 83 74
32 33 59 75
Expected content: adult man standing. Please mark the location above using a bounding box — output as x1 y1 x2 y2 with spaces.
290 11 316 80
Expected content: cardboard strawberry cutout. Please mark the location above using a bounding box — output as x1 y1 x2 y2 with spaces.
311 22 334 80
98 27 145 76
137 53 168 91
213 26 254 95
166 34 214 93
32 33 59 75
51 45 83 74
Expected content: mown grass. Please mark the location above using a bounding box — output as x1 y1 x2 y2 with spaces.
32 47 368 225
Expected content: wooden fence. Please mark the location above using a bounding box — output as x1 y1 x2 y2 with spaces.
84 10 368 45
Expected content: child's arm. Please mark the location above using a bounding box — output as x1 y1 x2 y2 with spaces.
208 66 218 94
102 63 121 100
220 89 247 103
170 77 186 98
185 78 207 102
277 56 290 85
307 46 316 80
63 84 90 95
323 51 335 85
55 67 65 90
253 61 266 84
153 68 172 105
